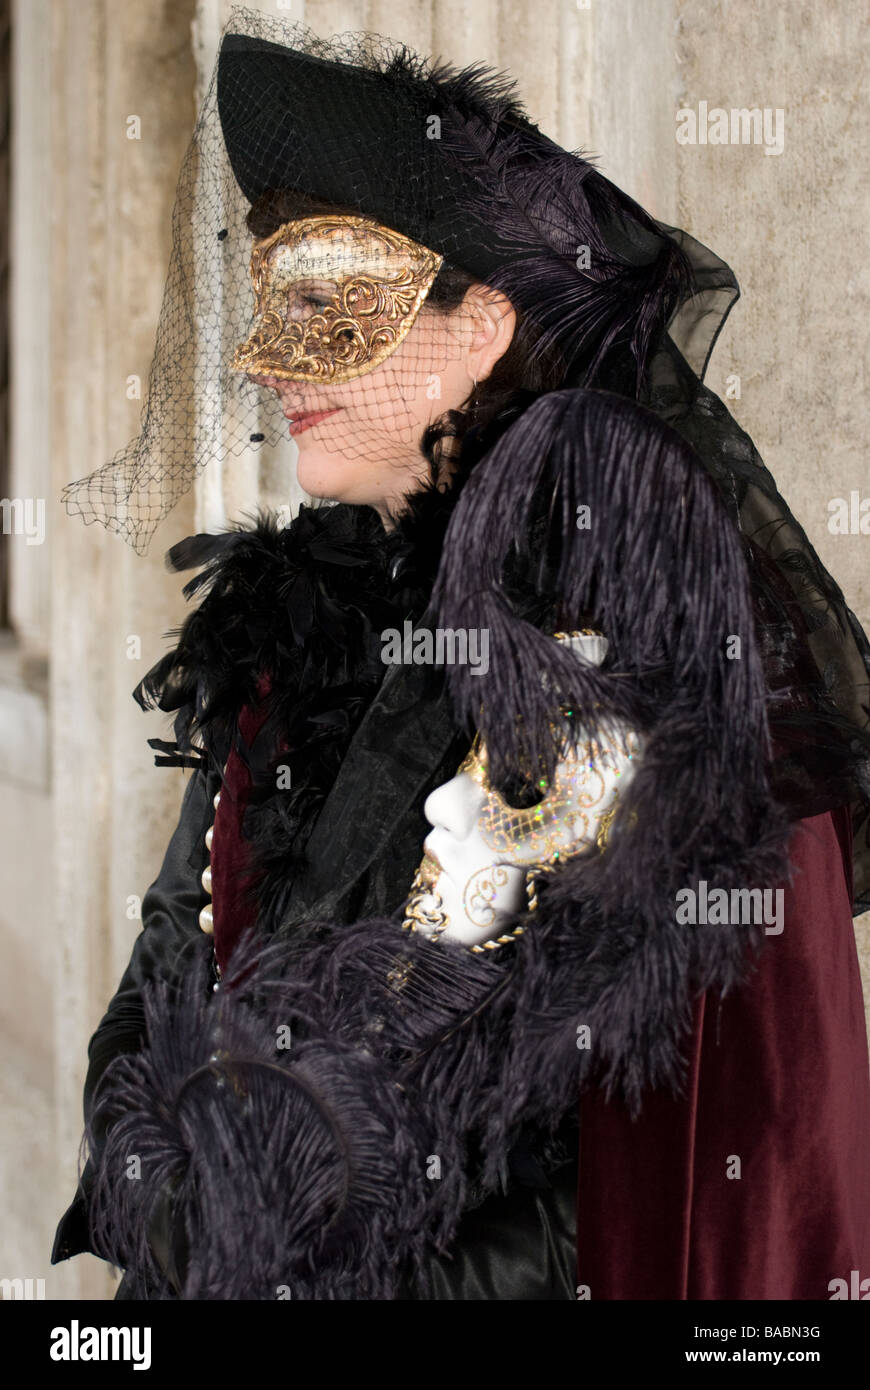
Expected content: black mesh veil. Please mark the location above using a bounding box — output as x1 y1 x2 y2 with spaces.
60 8 870 909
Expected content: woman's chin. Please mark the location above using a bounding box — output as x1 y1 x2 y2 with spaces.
295 449 346 502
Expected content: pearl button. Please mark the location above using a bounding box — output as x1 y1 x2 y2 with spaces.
199 903 214 935
205 824 213 852
213 791 221 810
201 865 212 895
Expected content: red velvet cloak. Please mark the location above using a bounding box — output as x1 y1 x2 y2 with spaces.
576 804 870 1300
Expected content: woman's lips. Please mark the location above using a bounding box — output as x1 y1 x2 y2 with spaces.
285 408 341 437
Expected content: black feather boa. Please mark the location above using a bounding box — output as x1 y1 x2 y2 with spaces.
132 398 536 933
135 497 438 774
135 504 429 918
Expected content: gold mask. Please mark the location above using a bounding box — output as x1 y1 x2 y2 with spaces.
231 215 444 384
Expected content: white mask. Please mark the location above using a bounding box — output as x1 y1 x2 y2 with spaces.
402 633 642 951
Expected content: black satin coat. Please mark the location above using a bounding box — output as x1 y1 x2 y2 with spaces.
51 638 580 1300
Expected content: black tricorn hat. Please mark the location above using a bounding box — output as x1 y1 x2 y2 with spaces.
216 30 699 385
218 33 515 281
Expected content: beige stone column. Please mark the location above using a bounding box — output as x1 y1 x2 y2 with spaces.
46 0 197 1299
192 0 310 538
673 0 870 1015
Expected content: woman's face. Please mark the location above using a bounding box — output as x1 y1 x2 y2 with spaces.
237 215 516 523
247 303 479 519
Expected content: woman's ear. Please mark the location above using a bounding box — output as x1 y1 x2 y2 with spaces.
463 285 517 381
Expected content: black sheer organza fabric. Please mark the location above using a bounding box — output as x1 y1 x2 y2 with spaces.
636 308 870 911
59 8 870 907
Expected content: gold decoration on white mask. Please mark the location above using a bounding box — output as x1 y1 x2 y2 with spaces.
401 631 643 955
455 726 639 866
462 863 512 931
402 853 450 938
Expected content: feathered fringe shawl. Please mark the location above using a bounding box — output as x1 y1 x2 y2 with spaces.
88 388 798 1299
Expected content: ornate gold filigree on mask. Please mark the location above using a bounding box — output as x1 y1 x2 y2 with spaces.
399 631 642 957
462 862 512 931
232 215 444 383
456 727 639 866
401 854 450 938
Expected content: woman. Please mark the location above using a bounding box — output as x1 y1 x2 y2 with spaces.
53 14 870 1300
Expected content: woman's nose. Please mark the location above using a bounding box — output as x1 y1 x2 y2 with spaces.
424 774 481 840
247 371 281 390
